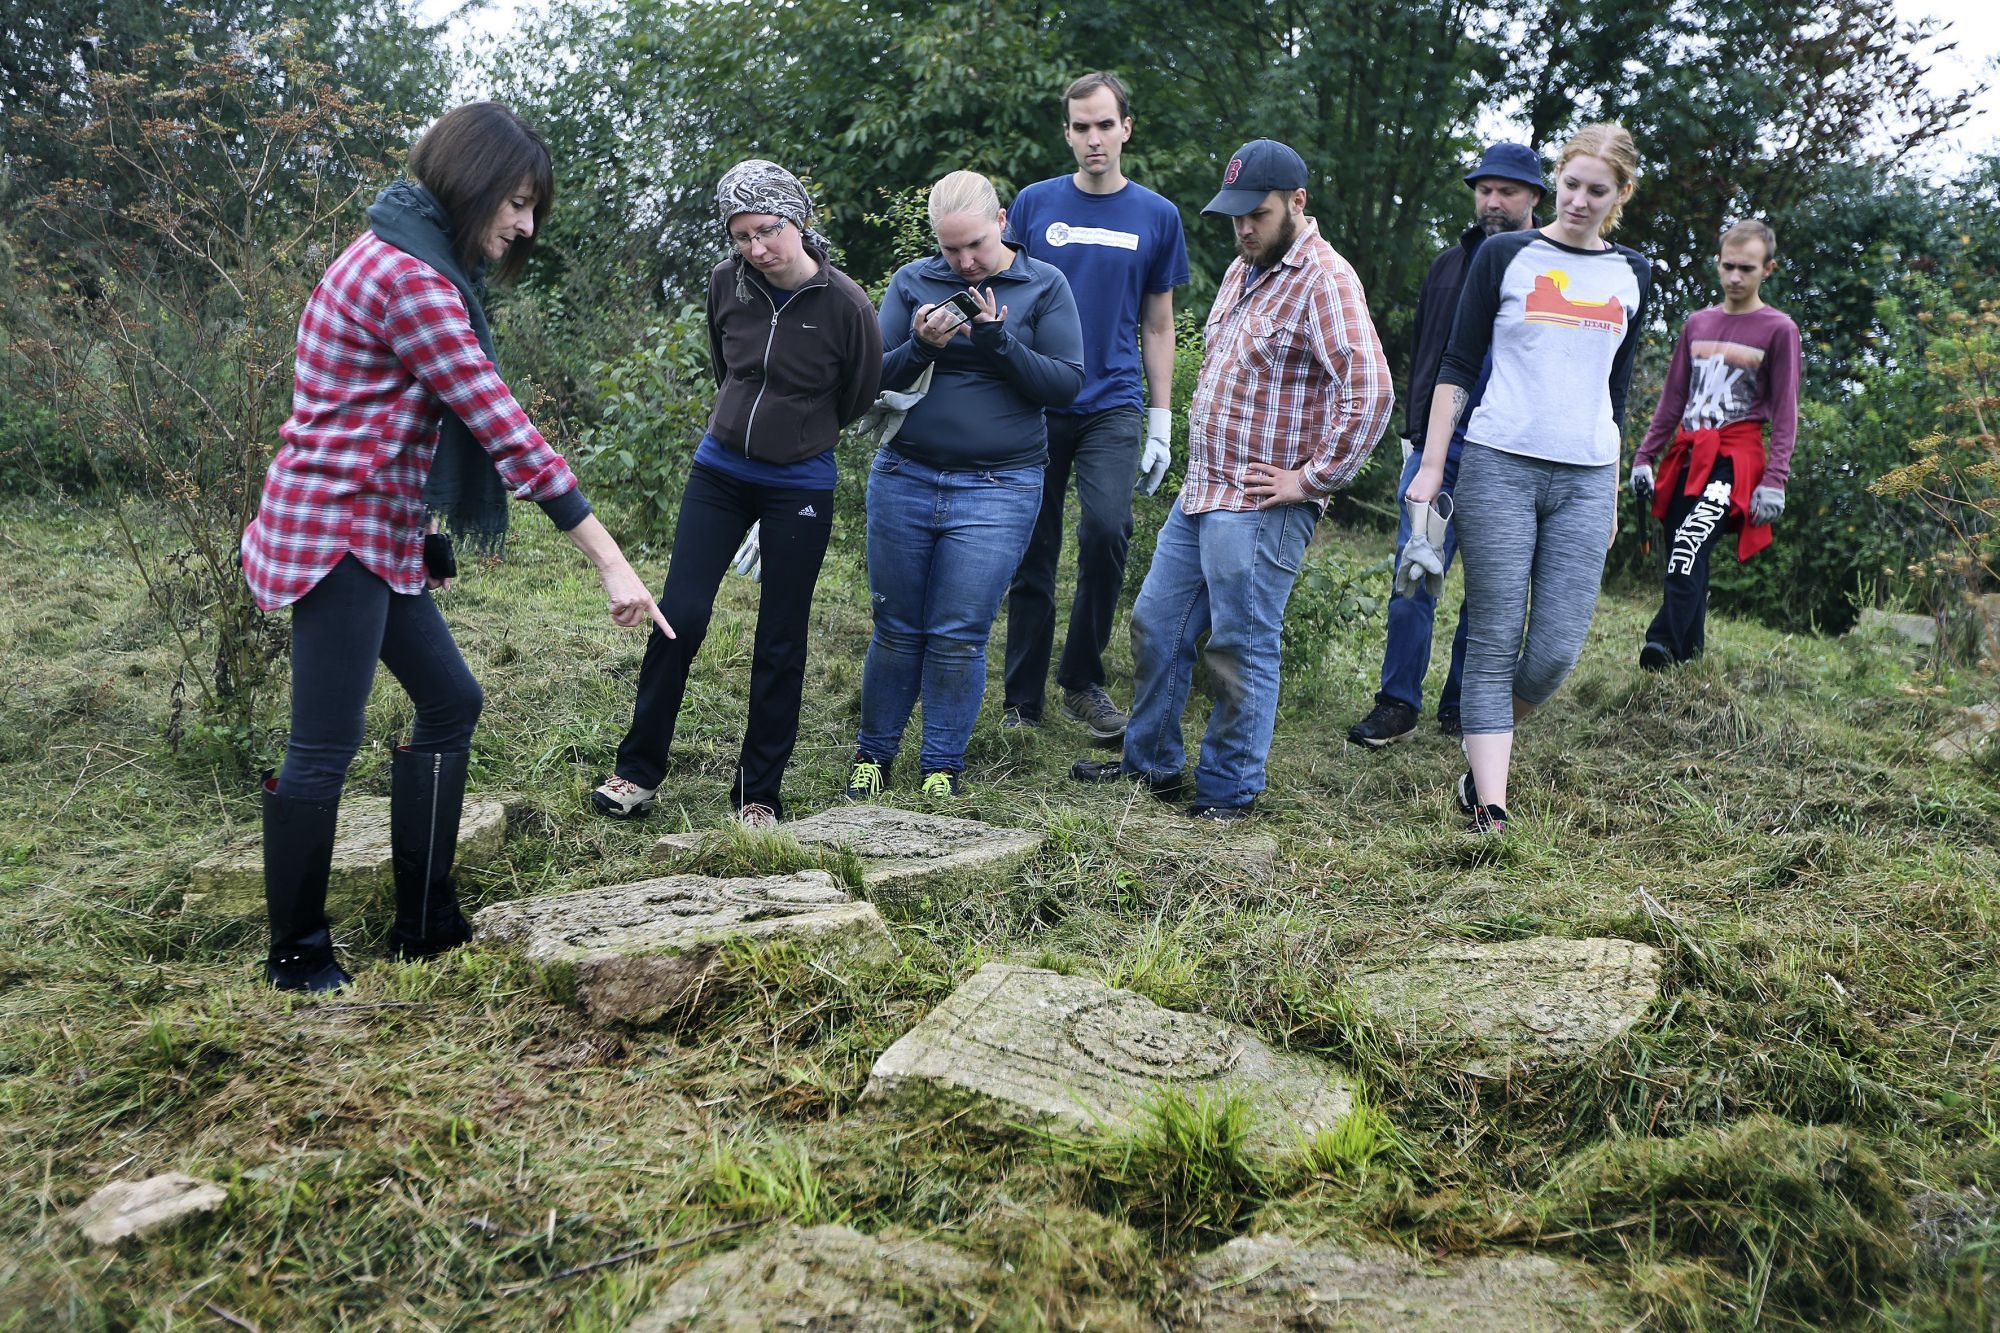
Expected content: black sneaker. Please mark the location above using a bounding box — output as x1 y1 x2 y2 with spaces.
920 770 964 798
844 755 888 800
1639 642 1671 672
1455 768 1478 816
1000 706 1040 730
1062 685 1129 741
1070 758 1184 802
1437 706 1462 738
1188 802 1252 823
1347 698 1418 748
1468 803 1509 835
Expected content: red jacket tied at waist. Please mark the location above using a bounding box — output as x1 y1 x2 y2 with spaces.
1653 420 1771 561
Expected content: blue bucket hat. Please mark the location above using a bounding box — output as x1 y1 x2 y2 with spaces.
1464 142 1546 197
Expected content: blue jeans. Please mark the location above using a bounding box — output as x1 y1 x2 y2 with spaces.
856 447 1043 773
1381 446 1470 715
1122 501 1316 809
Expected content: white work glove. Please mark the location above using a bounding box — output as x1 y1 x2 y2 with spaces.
1136 407 1172 495
1399 436 1413 464
1750 485 1785 526
731 522 761 583
1394 531 1445 599
1630 462 1654 504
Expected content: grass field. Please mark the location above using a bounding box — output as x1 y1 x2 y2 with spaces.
1 492 1995 1329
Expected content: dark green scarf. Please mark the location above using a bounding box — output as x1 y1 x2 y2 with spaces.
367 180 511 555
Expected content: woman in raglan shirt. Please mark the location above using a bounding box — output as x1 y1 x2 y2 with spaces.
590 161 883 828
1405 123 1652 834
1628 219 1800 668
844 170 1084 801
240 103 668 992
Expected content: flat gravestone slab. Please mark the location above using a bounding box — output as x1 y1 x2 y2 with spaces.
626 1223 983 1332
863 963 1351 1162
189 795 509 918
1853 607 1937 647
1180 1233 1624 1331
1932 702 2000 759
67 1172 227 1246
472 871 897 1025
652 806 1042 891
1346 937 1660 1072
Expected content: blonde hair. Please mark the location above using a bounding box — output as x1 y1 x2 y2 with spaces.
1722 218 1778 264
1556 122 1638 235
927 170 1000 229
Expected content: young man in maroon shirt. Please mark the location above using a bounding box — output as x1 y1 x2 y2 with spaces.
1630 219 1801 667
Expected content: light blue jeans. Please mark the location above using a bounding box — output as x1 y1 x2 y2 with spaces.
1121 500 1317 809
855 446 1043 774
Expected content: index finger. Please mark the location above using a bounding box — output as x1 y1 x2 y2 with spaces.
648 599 676 639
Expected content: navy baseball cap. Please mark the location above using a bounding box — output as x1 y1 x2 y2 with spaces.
1202 139 1309 216
1464 142 1546 196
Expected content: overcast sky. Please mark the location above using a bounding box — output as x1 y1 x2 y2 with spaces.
414 0 1999 168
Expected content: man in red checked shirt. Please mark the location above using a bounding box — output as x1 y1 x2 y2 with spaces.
1071 138 1394 821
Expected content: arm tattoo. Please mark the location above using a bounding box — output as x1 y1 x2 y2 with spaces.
1446 385 1469 432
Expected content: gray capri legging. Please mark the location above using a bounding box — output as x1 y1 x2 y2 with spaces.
1452 442 1616 735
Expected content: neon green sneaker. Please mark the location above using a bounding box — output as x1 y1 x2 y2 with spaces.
844 756 886 801
920 770 963 798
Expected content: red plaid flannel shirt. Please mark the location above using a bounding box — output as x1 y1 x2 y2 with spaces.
241 232 580 610
1183 219 1393 514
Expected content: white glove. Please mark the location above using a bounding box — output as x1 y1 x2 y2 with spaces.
1136 407 1172 495
1630 463 1654 503
1750 485 1785 526
1399 436 1413 464
731 522 761 583
1394 531 1445 599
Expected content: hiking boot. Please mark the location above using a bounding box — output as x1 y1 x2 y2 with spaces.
735 802 780 831
1061 685 1128 741
920 770 963 798
1001 706 1040 730
1455 768 1479 817
1188 802 1252 823
844 756 887 801
388 745 475 962
1468 803 1509 835
1639 641 1671 672
1347 698 1418 748
591 774 658 819
1070 759 1185 803
1437 706 1463 738
261 776 353 993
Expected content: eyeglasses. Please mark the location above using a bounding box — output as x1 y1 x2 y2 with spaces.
729 219 790 250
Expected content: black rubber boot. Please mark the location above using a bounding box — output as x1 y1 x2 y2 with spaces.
262 775 353 993
388 744 474 960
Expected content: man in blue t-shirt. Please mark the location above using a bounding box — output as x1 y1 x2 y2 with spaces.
1001 70 1191 740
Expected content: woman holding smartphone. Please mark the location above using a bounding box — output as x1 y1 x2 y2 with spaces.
1404 123 1652 834
845 170 1084 800
591 160 882 828
241 102 668 991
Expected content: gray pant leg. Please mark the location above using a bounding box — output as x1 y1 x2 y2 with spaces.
1452 444 1538 736
1516 459 1615 706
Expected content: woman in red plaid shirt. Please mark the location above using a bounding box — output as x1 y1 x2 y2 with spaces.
240 102 669 992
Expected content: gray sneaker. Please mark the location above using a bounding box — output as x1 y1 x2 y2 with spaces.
1061 685 1128 741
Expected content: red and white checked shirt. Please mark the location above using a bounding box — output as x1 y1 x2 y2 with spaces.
241 232 581 610
1183 218 1394 514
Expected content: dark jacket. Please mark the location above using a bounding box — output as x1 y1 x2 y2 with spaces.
1404 224 1484 445
878 246 1084 471
705 254 883 466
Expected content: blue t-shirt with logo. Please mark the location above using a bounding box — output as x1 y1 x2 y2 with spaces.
1004 176 1189 418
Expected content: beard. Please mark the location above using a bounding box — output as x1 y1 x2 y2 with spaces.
1238 210 1300 264
1478 208 1529 236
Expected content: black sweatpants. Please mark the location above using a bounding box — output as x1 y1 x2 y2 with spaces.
612 462 833 816
1645 454 1734 663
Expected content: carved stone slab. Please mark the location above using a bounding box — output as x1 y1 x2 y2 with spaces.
1179 1233 1624 1330
188 795 509 917
67 1173 227 1246
863 963 1351 1160
1346 936 1661 1070
1852 607 1937 646
651 806 1042 890
627 1223 984 1332
472 871 897 1025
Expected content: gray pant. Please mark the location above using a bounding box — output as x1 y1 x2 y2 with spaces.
1452 443 1616 735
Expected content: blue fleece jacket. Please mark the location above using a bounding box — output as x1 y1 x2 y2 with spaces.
878 247 1084 471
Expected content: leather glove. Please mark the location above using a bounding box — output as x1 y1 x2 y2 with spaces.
1750 485 1785 526
1630 463 1654 504
1137 407 1172 495
731 522 762 583
1394 530 1445 600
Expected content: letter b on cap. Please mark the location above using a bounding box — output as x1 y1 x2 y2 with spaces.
1223 158 1242 185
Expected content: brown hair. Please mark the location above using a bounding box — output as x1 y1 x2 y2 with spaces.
1722 218 1778 264
1063 71 1130 121
407 101 555 281
1555 122 1638 235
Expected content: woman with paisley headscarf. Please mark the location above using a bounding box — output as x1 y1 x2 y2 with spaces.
593 160 882 828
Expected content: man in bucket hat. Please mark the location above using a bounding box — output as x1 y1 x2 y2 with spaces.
1072 139 1393 820
1348 141 1544 749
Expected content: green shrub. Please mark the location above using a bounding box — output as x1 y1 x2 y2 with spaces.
573 306 712 542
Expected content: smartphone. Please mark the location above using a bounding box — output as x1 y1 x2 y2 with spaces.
932 290 982 333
